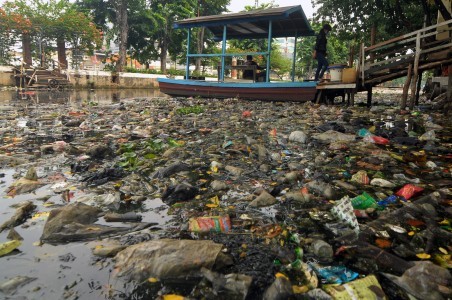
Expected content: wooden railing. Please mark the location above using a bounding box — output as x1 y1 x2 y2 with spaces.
358 19 452 88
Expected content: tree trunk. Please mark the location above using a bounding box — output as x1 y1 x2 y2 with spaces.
22 33 32 66
57 37 68 69
370 24 377 62
114 0 128 73
160 41 168 74
195 27 205 72
421 0 432 27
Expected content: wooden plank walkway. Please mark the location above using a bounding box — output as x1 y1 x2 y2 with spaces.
357 19 452 89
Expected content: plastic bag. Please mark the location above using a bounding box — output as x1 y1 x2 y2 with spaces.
377 195 401 207
331 196 360 233
323 275 385 299
351 192 378 209
395 184 424 200
309 263 359 284
370 135 390 145
0 240 21 257
358 128 390 145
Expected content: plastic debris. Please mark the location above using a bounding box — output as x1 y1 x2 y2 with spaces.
188 215 231 233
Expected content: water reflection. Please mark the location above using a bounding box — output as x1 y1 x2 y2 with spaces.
0 88 166 105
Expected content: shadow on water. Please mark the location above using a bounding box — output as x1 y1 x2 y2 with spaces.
0 88 166 105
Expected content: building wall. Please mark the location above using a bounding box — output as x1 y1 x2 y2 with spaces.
0 66 13 86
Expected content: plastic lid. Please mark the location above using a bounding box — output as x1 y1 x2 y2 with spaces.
328 64 347 69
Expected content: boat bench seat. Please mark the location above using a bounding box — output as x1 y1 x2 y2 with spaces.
217 65 257 82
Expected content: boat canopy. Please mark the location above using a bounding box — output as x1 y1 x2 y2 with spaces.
174 5 314 40
174 5 314 82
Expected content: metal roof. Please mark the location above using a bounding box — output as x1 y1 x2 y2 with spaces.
174 5 314 39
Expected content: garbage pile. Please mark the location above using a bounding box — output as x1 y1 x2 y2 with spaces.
0 94 451 299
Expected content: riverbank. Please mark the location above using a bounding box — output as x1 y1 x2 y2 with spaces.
0 66 164 89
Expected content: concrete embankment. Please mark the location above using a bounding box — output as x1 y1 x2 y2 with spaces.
0 65 164 89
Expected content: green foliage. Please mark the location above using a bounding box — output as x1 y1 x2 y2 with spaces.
123 67 186 76
270 48 292 75
312 0 437 45
117 137 182 171
1 0 101 65
0 32 15 65
176 105 205 115
128 0 196 73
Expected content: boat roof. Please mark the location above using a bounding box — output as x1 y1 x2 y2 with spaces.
174 5 314 39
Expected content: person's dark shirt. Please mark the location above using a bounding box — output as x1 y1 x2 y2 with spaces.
243 60 264 79
315 29 328 55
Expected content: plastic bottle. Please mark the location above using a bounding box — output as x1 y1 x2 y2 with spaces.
311 240 333 262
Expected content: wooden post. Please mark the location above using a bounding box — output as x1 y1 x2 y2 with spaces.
416 71 423 106
360 43 365 87
366 85 373 107
401 63 413 109
446 28 452 114
409 32 422 110
447 64 452 115
348 43 354 67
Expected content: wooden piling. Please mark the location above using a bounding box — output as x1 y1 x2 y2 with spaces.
401 64 413 109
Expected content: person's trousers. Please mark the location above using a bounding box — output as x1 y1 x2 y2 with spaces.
315 52 328 81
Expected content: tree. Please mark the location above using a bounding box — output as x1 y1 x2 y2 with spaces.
76 0 129 72
112 0 128 72
146 0 195 73
311 0 437 45
128 0 163 69
1 2 35 65
193 0 230 73
1 0 101 68
56 7 102 69
0 9 17 64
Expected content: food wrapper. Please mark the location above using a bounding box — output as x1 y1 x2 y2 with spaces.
351 170 370 185
395 184 423 200
188 215 231 233
331 196 359 233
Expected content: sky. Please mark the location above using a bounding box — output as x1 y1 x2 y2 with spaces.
228 0 316 18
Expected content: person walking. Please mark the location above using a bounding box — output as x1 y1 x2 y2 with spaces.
314 24 332 82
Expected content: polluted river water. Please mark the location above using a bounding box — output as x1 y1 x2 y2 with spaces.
0 88 169 299
0 87 451 299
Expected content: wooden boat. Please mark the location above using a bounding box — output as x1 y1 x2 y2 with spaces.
158 5 317 102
